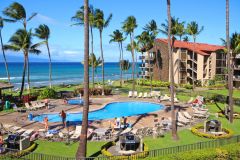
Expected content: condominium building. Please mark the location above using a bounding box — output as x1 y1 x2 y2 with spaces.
233 54 240 88
139 38 227 86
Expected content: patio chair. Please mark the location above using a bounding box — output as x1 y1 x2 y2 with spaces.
16 128 26 135
138 92 143 98
168 117 184 127
160 94 170 101
25 103 35 111
133 91 138 98
21 129 34 137
70 126 82 139
143 92 148 98
128 91 133 98
183 112 192 119
177 112 190 124
9 126 21 133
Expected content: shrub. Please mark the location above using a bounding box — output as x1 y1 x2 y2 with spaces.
183 84 193 89
39 88 57 99
191 125 233 139
74 87 112 96
160 143 240 160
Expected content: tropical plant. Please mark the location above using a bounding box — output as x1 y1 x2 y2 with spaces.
122 16 137 91
225 0 235 123
76 0 89 158
35 24 52 88
0 16 10 83
109 29 125 86
3 2 37 90
183 36 189 42
94 9 112 95
4 29 41 98
121 60 131 80
176 21 185 41
166 0 178 140
89 53 102 83
71 5 96 88
186 21 204 89
39 88 56 99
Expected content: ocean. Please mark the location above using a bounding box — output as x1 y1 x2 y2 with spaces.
0 62 137 87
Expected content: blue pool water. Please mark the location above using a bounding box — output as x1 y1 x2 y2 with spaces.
33 101 164 122
68 99 84 105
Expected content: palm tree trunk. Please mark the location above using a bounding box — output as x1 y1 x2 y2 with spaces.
0 30 10 83
27 55 30 92
19 55 27 98
100 30 105 95
226 0 233 123
46 41 52 88
90 26 95 88
118 42 122 87
120 42 124 84
130 33 135 92
76 0 89 158
167 0 178 140
154 45 161 80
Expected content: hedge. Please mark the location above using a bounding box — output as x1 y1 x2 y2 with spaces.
191 125 233 139
74 87 112 96
156 143 240 160
101 141 149 160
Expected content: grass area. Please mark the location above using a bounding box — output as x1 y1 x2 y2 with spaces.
206 89 240 98
34 140 106 157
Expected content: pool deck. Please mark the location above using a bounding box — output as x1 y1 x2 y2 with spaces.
0 95 193 132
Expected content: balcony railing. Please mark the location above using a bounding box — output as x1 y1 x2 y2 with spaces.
139 56 154 60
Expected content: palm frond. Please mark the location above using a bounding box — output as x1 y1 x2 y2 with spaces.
27 12 37 21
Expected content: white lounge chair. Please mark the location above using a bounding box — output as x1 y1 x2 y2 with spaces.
70 126 82 139
143 92 148 98
10 126 21 133
183 112 192 119
178 112 190 124
133 91 138 98
21 129 34 137
138 92 143 98
16 128 26 134
160 94 170 101
25 103 35 111
128 91 133 98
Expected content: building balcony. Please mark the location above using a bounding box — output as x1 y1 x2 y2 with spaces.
139 56 154 60
180 68 187 72
233 75 240 81
139 63 153 68
187 67 197 73
234 65 240 70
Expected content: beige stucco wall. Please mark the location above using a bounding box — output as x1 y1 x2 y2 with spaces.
210 52 216 79
197 54 204 84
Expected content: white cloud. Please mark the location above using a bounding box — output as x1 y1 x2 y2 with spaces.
35 14 58 25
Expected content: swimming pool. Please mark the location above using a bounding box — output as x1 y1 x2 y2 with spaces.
33 101 164 122
68 99 84 105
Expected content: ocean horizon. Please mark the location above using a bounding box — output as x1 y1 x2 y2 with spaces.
0 62 137 87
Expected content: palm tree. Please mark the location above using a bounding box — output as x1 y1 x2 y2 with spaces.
94 9 112 95
183 36 189 42
176 21 185 41
109 29 125 87
4 29 41 98
76 0 89 158
143 20 159 91
122 16 137 92
186 21 204 89
0 17 10 83
222 33 240 123
3 2 37 91
72 5 96 88
166 0 178 140
89 53 102 84
121 60 131 80
34 24 52 88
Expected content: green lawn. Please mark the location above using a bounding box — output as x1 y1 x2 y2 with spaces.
34 140 106 157
206 89 240 98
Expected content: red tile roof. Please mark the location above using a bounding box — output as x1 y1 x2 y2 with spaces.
156 38 225 56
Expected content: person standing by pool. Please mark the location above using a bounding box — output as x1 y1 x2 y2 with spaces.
44 116 49 131
60 110 67 128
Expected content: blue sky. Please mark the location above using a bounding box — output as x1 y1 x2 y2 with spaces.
0 0 240 62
